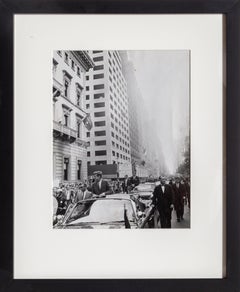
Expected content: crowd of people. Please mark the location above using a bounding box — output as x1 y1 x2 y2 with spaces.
53 171 190 229
151 176 190 228
53 172 141 216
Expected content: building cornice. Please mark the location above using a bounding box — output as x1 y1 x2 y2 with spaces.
72 51 95 71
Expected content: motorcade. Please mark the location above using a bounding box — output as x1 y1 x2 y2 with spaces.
54 193 150 229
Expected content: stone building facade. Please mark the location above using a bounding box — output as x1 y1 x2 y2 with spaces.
52 50 94 184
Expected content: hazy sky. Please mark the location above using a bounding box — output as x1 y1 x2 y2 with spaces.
128 51 189 174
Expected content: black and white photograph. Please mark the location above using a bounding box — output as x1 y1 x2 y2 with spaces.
52 50 190 229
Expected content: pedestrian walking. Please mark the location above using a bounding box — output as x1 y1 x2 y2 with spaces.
152 177 174 228
173 178 186 222
122 175 131 193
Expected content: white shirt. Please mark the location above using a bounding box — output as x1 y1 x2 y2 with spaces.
98 179 102 190
161 185 165 193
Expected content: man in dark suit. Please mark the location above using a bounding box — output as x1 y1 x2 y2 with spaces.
130 174 140 189
152 177 174 228
122 175 131 193
91 171 112 197
173 178 186 222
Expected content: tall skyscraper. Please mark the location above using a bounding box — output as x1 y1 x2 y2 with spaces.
84 51 131 170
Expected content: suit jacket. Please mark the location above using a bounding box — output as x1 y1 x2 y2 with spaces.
172 183 186 207
92 180 111 196
75 190 93 202
152 184 173 212
122 178 131 191
130 176 140 187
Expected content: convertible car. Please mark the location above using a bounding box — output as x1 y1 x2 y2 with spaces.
54 194 150 229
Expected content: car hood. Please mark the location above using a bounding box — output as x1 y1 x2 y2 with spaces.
54 223 138 229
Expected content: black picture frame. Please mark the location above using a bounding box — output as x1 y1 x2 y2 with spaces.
0 0 239 291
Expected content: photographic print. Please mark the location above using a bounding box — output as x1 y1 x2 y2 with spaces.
52 50 190 229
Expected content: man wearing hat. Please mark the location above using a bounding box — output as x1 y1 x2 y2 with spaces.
91 171 112 197
75 183 93 202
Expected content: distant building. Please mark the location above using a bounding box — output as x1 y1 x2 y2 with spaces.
84 51 131 175
52 50 94 184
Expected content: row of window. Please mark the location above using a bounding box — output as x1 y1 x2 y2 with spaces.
108 66 127 96
57 51 82 77
86 93 105 100
87 149 130 161
108 57 127 90
87 150 107 157
61 111 82 138
86 84 104 91
62 157 82 181
86 102 105 109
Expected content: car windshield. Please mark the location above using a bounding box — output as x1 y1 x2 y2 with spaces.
134 184 155 192
66 199 135 225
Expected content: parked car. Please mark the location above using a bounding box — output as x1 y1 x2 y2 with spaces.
54 194 149 229
131 183 155 202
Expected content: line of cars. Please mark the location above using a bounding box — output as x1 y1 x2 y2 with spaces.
53 182 158 229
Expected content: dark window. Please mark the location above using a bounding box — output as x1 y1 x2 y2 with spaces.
64 53 69 64
93 56 103 62
93 50 103 53
94 111 105 117
86 76 89 80
95 130 106 136
111 122 114 128
86 95 90 100
77 160 81 180
64 114 68 126
77 67 80 76
94 102 105 108
94 74 104 79
94 93 105 99
86 132 90 137
64 79 70 97
77 122 81 138
112 151 115 156
94 121 106 127
96 161 107 165
94 84 104 90
95 140 106 146
87 161 91 166
87 152 90 157
94 65 104 71
71 60 75 70
63 157 69 180
86 86 89 91
95 150 107 156
111 132 115 138
86 104 90 109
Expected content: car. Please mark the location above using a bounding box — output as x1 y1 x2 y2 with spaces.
54 193 149 229
131 183 155 202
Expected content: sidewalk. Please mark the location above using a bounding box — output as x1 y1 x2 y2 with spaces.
171 204 190 229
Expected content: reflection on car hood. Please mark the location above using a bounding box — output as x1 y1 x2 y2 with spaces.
55 222 138 229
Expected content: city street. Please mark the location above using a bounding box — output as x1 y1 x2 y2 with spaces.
172 204 190 229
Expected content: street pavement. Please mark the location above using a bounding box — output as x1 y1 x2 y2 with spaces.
171 204 190 228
